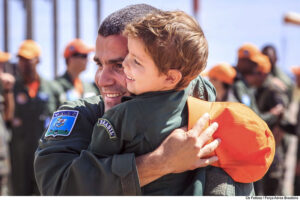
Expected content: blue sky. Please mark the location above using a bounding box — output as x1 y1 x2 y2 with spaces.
1 0 300 82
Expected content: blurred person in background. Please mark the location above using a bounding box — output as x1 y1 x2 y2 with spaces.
262 45 297 195
262 45 293 100
243 53 289 195
56 39 99 101
204 62 238 102
282 66 300 195
0 50 14 195
10 40 63 195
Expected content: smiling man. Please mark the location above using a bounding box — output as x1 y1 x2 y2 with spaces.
34 4 254 195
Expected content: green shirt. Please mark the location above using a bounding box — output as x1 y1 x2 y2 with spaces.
55 72 99 101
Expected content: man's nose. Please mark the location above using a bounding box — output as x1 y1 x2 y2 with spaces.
96 66 114 87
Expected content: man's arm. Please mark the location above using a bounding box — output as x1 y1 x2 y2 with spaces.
136 113 220 186
34 96 219 195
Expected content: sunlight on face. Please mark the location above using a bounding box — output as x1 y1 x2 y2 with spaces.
122 37 168 95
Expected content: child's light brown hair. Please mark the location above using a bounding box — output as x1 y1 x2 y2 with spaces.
124 10 208 90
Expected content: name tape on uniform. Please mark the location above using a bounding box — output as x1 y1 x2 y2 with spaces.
97 118 117 139
45 110 79 138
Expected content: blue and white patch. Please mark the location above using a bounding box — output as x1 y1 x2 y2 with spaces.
97 118 117 139
45 110 79 138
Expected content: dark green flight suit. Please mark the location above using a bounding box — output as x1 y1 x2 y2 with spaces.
55 72 99 101
34 76 254 195
254 75 289 196
0 83 11 195
10 77 63 195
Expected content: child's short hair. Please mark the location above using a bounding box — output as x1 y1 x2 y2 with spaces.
124 10 208 90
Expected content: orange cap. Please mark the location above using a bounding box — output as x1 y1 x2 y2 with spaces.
238 43 263 64
0 50 11 62
64 39 95 58
187 96 275 183
207 63 237 85
18 40 41 59
291 66 300 76
255 54 271 74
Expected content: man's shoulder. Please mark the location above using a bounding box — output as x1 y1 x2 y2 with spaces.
59 95 104 119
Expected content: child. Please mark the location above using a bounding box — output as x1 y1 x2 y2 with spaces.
89 10 274 195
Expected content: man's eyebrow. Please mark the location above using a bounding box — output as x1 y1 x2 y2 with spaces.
108 57 124 64
93 56 124 64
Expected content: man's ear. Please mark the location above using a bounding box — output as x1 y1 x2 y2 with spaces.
165 69 182 88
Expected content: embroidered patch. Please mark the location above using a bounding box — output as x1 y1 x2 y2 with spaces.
45 110 79 138
97 118 117 139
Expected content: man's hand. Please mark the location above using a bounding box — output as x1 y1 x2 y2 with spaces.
0 72 15 91
136 113 220 186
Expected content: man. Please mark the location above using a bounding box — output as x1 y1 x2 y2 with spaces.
204 62 238 102
56 39 99 101
10 40 63 195
243 53 289 195
34 4 254 195
0 50 14 195
262 45 293 100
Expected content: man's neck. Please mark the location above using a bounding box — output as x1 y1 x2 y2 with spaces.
24 73 39 84
67 68 80 81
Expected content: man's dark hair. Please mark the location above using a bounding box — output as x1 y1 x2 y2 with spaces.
98 4 159 37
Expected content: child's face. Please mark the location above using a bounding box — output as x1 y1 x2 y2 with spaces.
123 37 168 95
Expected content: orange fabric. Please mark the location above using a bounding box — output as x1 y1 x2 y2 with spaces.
18 40 41 59
64 39 95 58
238 43 263 65
74 78 83 95
26 80 40 98
187 96 275 183
0 50 11 62
206 63 236 85
255 54 271 74
291 66 300 75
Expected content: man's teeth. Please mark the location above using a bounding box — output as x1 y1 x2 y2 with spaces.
106 93 121 98
126 75 134 80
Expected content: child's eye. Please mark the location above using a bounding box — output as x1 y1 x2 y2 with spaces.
134 59 141 66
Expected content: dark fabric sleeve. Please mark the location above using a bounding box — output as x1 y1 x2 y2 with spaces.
189 75 217 102
34 98 140 195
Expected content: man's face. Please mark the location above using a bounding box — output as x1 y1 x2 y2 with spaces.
18 56 38 79
68 53 88 74
263 48 277 66
94 35 130 112
244 70 266 88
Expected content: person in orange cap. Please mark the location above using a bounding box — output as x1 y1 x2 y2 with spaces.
243 52 289 195
204 62 238 102
10 40 64 195
55 39 99 101
0 50 14 195
285 66 300 195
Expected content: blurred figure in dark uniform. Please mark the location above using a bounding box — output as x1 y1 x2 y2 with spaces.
10 40 63 195
56 39 99 101
203 62 239 102
0 50 14 195
244 53 289 195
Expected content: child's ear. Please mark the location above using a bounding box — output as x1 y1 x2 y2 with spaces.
165 69 182 88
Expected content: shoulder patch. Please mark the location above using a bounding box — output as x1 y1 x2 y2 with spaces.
97 118 117 139
45 110 79 138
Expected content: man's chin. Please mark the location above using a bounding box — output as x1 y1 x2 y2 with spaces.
104 97 122 111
